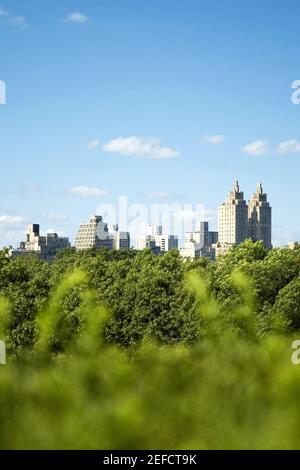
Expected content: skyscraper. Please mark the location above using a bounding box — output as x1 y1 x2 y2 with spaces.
217 180 272 256
218 180 249 248
248 183 272 249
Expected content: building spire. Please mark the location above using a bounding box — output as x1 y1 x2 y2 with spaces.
234 178 239 192
257 182 263 194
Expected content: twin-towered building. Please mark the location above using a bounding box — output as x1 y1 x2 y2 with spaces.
180 180 272 260
217 180 272 255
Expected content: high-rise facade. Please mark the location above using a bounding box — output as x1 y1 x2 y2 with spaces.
217 180 272 255
248 183 272 249
75 216 130 251
218 180 249 248
75 215 113 250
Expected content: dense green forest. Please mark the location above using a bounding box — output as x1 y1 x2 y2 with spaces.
1 240 300 353
1 240 300 449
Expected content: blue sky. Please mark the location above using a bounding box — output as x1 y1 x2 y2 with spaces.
1 0 300 246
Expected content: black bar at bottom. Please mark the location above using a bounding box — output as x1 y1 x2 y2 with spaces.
0 450 298 466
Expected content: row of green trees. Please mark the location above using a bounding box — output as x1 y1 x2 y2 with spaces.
1 239 300 355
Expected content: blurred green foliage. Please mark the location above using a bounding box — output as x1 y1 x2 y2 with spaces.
0 242 300 449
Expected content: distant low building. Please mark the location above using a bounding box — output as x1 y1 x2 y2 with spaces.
136 225 178 254
8 247 37 258
145 239 161 256
180 221 218 260
288 242 300 250
214 241 233 257
109 224 131 250
179 243 201 260
75 215 130 251
9 224 70 261
155 234 178 252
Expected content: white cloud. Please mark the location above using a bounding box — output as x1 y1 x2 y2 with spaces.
242 139 269 156
64 12 88 23
0 215 23 224
87 139 99 150
9 16 27 28
203 134 224 144
102 136 180 159
69 186 108 197
276 140 300 155
45 228 66 237
0 8 27 28
0 7 8 17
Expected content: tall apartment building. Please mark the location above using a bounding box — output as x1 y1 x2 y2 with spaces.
75 215 130 251
217 180 248 254
136 225 178 253
180 221 218 260
217 180 272 255
248 183 272 249
9 224 70 260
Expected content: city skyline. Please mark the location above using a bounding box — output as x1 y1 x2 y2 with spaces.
7 180 274 258
1 1 300 247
